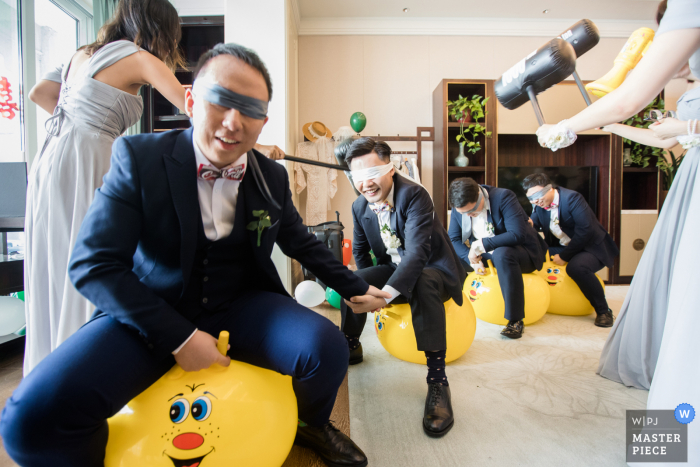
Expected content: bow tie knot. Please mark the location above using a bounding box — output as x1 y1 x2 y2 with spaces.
544 203 558 211
198 163 246 181
371 201 392 214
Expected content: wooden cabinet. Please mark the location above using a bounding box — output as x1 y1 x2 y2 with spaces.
141 16 224 134
432 78 662 284
432 79 498 227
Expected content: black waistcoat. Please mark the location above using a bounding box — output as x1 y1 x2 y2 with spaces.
177 182 266 319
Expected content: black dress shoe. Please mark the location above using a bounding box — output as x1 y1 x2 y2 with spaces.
295 422 368 467
423 383 454 437
349 343 363 365
501 320 524 339
595 309 615 328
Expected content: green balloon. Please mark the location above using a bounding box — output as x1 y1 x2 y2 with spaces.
350 112 367 133
325 287 342 309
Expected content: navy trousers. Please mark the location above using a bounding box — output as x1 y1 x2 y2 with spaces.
0 291 348 467
481 245 536 322
549 247 609 314
341 265 450 351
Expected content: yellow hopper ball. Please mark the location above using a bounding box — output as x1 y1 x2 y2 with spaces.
585 27 654 97
374 294 476 365
538 253 605 316
105 331 297 467
464 260 550 326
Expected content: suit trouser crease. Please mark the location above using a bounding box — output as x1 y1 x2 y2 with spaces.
482 245 536 322
341 265 450 351
549 247 608 313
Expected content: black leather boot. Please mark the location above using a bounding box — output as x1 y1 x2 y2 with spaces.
423 383 454 437
295 422 368 467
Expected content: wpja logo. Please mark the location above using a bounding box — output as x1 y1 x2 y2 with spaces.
626 405 695 463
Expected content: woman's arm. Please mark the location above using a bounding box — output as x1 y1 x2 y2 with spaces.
602 123 678 149
28 80 61 114
538 28 700 139
136 51 187 114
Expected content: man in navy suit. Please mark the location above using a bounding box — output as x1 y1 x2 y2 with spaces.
523 173 618 327
0 44 387 467
340 138 466 438
447 177 547 339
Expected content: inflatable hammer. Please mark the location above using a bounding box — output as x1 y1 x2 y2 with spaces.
585 27 655 97
557 19 600 105
495 38 577 126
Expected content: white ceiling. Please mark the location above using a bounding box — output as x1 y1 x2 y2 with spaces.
297 0 660 21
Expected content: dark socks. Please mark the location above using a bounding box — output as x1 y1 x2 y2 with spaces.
425 350 448 386
346 334 360 351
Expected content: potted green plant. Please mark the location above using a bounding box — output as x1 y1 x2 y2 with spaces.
657 149 685 190
446 94 492 167
621 96 666 168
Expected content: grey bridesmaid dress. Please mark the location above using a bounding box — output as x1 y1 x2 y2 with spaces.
597 0 700 392
24 40 144 375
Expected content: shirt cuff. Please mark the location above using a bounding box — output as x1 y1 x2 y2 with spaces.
382 285 402 304
172 329 198 355
470 239 486 257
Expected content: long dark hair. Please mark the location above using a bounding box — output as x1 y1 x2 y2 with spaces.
84 0 186 71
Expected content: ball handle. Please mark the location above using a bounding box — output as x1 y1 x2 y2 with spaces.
217 331 230 357
486 259 497 276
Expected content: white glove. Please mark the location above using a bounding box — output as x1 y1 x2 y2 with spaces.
539 120 577 151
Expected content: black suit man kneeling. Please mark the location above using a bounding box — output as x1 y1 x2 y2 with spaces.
523 173 618 327
340 138 466 438
447 178 547 339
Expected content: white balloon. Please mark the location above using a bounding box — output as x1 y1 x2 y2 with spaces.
294 281 326 308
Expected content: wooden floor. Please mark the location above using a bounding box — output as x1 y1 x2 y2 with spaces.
0 303 350 467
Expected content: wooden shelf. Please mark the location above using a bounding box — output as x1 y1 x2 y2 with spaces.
447 122 474 127
448 166 485 172
623 167 658 172
155 115 189 122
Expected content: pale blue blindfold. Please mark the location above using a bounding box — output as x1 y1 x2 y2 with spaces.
193 78 268 120
526 184 552 202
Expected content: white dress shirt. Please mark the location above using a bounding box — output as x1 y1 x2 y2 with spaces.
174 136 248 355
370 184 402 304
548 191 571 246
469 193 494 257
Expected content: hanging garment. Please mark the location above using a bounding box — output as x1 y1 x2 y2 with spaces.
294 136 338 226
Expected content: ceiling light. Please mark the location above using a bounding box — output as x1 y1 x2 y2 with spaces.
403 8 410 13
542 9 549 13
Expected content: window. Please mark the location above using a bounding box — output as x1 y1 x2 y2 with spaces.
2 0 92 166
0 0 24 163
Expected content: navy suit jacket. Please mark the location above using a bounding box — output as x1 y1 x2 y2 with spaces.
69 128 369 359
448 185 547 270
352 174 466 305
530 187 619 267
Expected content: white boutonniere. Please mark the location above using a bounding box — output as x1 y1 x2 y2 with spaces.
380 224 402 250
486 222 495 235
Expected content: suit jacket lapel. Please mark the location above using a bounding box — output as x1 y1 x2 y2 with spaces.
164 128 199 293
242 152 274 265
363 206 386 258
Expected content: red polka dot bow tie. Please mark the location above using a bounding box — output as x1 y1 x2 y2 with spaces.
197 163 246 181
544 203 558 211
371 202 392 214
